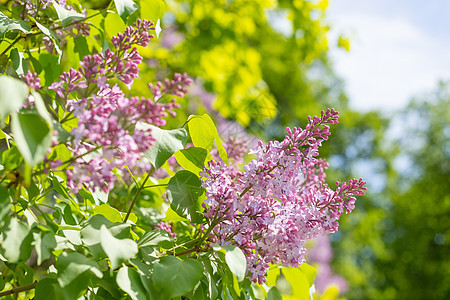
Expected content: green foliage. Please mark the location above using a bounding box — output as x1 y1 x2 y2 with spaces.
0 0 347 299
0 76 28 121
214 245 247 282
11 112 52 166
166 170 205 223
153 256 204 298
141 125 187 169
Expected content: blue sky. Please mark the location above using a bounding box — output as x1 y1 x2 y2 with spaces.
327 0 450 112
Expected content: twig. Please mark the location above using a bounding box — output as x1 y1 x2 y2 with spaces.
0 281 37 297
123 167 154 222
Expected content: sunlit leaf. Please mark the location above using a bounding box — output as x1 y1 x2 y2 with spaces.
116 266 147 300
32 230 56 265
114 0 139 21
0 75 28 121
174 147 208 175
188 114 228 164
137 229 171 247
100 225 138 270
56 252 103 287
11 112 52 166
0 11 31 35
0 218 31 263
0 186 11 222
53 2 84 26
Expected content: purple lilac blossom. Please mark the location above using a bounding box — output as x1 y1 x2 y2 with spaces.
201 109 367 283
46 20 192 193
155 221 177 238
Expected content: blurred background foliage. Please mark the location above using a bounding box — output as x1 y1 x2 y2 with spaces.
139 0 448 299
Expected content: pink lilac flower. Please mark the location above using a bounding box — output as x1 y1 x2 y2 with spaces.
155 221 177 238
45 20 192 192
22 70 41 90
201 109 367 283
20 71 42 108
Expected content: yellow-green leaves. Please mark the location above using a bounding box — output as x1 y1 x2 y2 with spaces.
187 114 228 164
174 147 208 175
281 264 316 300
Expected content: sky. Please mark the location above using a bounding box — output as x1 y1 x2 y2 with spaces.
326 0 450 112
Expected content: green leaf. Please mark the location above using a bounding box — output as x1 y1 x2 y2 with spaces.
35 278 68 300
220 245 247 282
94 204 122 222
0 75 29 121
1 146 23 171
53 2 84 26
73 35 90 59
39 53 60 85
266 265 281 287
32 230 56 265
163 205 189 222
0 186 11 221
188 114 228 164
0 11 31 35
153 256 204 298
281 263 316 300
11 112 52 166
140 124 187 169
116 266 147 300
80 215 131 259
114 0 139 21
35 21 62 63
10 48 27 76
166 170 205 223
137 229 171 247
140 0 166 23
56 252 103 288
267 287 282 300
52 176 73 200
100 225 138 270
0 218 31 263
17 262 34 286
174 147 208 175
202 261 218 300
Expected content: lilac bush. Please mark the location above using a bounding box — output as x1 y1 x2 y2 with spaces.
0 2 366 297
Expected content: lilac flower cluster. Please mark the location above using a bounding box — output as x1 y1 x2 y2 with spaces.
50 20 156 98
45 20 192 192
20 70 41 108
155 221 177 238
201 109 367 283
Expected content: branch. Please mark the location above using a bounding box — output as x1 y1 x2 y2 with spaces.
0 281 37 297
124 167 154 222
